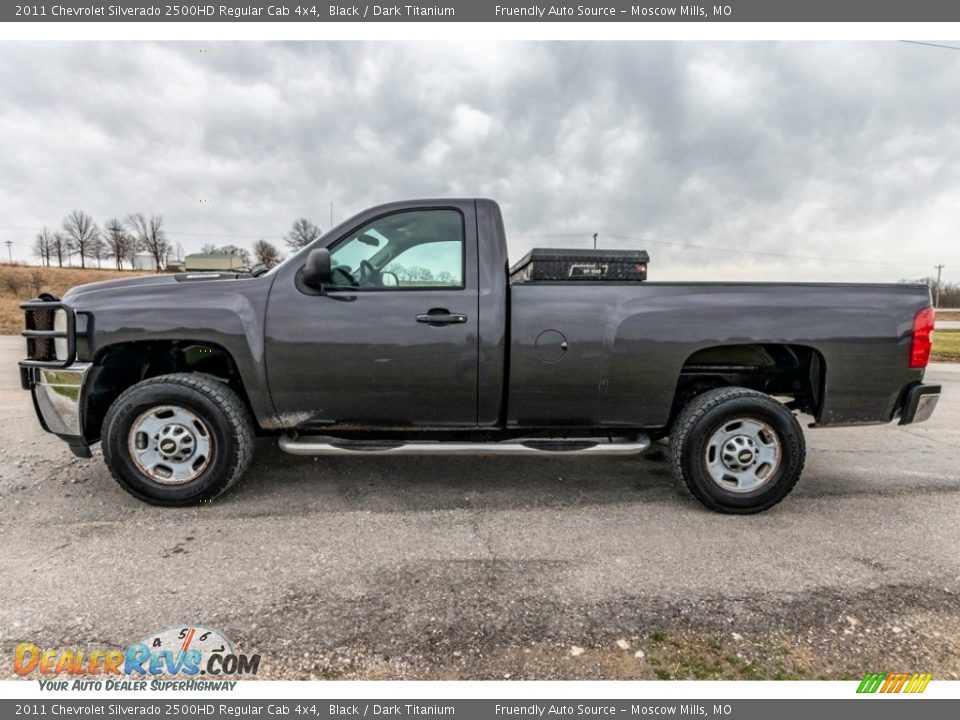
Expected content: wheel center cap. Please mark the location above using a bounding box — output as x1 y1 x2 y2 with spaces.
721 435 757 470
156 423 196 462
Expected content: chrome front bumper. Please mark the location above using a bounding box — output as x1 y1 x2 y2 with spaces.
24 362 91 438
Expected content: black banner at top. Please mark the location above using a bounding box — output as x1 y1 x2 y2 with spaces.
6 0 960 23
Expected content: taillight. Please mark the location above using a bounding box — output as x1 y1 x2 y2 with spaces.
909 306 935 369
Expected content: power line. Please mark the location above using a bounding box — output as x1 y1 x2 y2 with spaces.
934 264 946 307
0 226 285 241
604 232 926 267
900 40 960 52
165 229 284 240
514 231 953 268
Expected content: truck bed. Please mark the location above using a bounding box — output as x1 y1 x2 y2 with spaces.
507 281 931 429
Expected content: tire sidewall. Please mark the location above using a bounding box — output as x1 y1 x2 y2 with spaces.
104 383 238 505
681 397 803 511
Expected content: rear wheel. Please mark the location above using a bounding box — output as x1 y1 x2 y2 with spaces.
670 387 805 514
102 373 254 506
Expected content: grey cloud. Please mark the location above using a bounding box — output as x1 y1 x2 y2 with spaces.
1 41 958 283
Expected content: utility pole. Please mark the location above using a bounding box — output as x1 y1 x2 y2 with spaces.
592 233 598 250
934 264 945 308
4 240 11 264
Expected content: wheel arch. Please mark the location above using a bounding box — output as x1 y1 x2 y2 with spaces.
83 340 259 444
670 342 827 428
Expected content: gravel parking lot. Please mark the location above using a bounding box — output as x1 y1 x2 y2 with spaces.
1 335 957 680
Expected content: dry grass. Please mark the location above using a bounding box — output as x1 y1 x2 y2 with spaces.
933 329 960 362
0 264 153 334
936 309 960 322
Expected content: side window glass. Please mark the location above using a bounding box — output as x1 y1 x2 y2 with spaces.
386 241 463 288
329 210 464 290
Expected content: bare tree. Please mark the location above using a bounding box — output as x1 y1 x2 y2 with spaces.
32 227 54 267
126 213 169 271
252 239 282 268
284 218 322 250
62 210 100 269
125 237 140 269
91 234 106 268
51 231 68 268
103 218 132 270
28 268 46 295
200 243 218 255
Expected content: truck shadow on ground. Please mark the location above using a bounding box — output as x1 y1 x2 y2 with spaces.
217 437 959 516
226 438 693 514
16 435 954 519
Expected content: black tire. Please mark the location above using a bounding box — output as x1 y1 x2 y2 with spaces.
102 373 254 506
670 387 805 514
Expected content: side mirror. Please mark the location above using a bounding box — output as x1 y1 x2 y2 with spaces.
302 248 332 289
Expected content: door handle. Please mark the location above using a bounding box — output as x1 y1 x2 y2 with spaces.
416 311 468 325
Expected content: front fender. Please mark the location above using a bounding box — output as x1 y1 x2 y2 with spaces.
73 276 276 425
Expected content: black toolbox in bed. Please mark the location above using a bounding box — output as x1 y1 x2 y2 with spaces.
509 248 649 283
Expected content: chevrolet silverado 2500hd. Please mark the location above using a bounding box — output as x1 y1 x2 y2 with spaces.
19 199 940 513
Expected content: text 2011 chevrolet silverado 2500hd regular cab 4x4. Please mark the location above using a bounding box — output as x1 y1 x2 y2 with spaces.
19 199 941 513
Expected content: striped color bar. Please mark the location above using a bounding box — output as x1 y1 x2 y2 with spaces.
857 672 932 694
905 674 934 693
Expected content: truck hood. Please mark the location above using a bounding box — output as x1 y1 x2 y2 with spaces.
62 272 247 304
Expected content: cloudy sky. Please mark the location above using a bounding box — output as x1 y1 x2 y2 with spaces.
1 41 958 283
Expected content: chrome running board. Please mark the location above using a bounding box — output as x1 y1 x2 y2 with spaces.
278 435 651 457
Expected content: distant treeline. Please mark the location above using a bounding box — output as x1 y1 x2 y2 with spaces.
33 211 171 271
31 211 325 271
904 277 960 308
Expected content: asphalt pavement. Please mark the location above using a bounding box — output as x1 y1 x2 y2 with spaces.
0 336 957 680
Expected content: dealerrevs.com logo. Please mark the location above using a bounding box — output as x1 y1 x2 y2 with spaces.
14 626 260 691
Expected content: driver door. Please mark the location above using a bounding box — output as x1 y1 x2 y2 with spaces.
264 203 479 429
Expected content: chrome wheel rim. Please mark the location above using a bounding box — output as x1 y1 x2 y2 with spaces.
128 405 212 485
704 417 782 493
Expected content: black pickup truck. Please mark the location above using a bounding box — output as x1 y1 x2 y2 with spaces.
19 199 940 513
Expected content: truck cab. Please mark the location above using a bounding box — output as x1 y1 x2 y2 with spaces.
264 200 505 429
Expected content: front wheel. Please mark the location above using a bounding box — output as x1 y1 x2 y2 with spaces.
102 373 254 506
670 387 805 514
